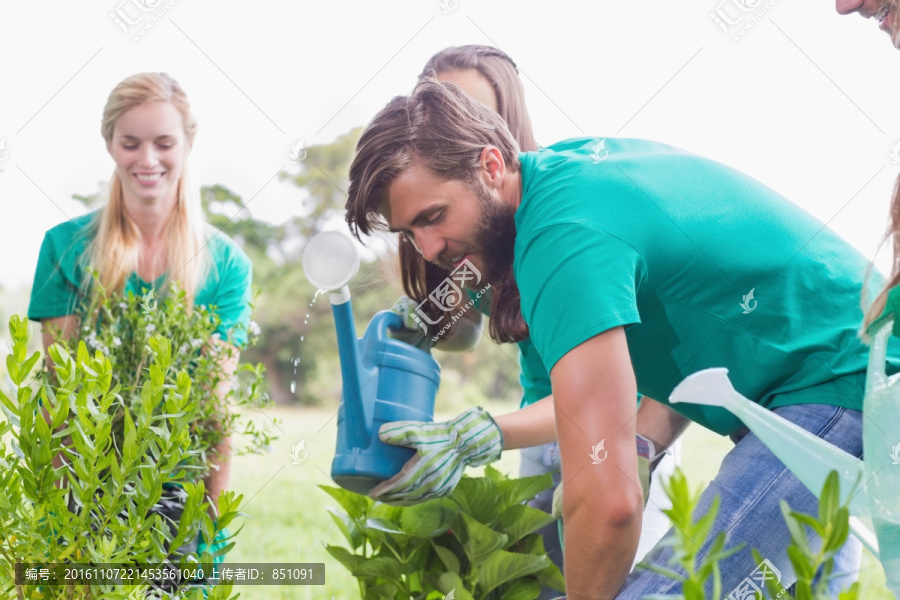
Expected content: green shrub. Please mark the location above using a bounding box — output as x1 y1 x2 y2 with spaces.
0 314 243 598
638 469 860 600
322 466 565 600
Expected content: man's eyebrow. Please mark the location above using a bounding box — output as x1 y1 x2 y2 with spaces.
387 205 442 233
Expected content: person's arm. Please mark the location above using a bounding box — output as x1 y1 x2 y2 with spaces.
635 396 691 453
552 327 644 600
203 338 239 519
493 395 556 449
40 315 80 485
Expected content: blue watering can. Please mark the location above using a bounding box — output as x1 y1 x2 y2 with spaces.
302 231 441 495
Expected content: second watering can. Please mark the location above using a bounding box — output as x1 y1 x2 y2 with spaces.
302 231 441 495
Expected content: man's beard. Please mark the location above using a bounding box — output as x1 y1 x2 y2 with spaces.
472 181 516 285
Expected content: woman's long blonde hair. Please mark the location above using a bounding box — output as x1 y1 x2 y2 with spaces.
89 72 209 308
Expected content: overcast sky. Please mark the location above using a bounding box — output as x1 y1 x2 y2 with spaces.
2 0 899 311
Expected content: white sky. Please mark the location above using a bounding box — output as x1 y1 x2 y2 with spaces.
1 0 899 313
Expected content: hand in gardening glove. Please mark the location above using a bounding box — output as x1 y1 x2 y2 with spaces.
387 296 435 352
370 407 503 505
552 433 659 521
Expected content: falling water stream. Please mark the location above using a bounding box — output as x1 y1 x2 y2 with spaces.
290 289 325 395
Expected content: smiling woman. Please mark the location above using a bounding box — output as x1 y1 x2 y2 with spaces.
26 72 253 566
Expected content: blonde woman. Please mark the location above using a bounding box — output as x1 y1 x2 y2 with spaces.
28 72 252 556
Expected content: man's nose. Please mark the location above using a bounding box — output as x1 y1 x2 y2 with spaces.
835 0 864 15
414 230 443 263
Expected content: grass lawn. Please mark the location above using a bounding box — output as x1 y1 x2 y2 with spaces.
226 402 894 599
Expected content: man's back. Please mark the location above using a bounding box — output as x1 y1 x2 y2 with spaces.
515 137 898 434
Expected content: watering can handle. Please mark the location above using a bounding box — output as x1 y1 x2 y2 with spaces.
368 310 405 343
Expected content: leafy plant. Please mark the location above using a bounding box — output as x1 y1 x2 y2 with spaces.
752 471 860 600
322 465 565 600
68 276 277 480
638 468 743 600
638 468 860 600
0 315 241 599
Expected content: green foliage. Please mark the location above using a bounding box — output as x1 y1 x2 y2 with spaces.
637 468 743 600
639 469 861 600
0 315 242 599
321 466 564 600
752 471 860 600
68 276 278 480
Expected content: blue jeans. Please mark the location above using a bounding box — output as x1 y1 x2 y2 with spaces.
616 403 863 599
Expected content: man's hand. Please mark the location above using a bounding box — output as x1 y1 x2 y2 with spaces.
370 407 503 505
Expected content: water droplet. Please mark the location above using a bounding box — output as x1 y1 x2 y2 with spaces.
290 381 297 394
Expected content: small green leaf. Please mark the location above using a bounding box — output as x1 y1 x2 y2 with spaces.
461 513 509 565
432 543 460 574
819 470 840 523
399 498 456 538
476 550 548 596
319 485 371 521
497 504 555 546
352 556 402 580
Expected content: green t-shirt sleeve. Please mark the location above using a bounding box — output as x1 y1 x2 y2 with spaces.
207 244 253 349
28 225 89 321
517 223 645 373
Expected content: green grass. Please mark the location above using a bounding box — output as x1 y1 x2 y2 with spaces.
225 403 894 599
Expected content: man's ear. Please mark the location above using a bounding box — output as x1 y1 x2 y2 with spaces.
479 146 505 187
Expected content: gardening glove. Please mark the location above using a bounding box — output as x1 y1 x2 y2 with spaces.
551 434 657 520
370 407 503 505
387 296 435 351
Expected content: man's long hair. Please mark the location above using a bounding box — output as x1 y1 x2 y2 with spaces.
346 77 529 343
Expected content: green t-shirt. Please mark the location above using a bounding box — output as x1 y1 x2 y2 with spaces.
469 288 552 408
28 211 253 347
514 137 900 435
